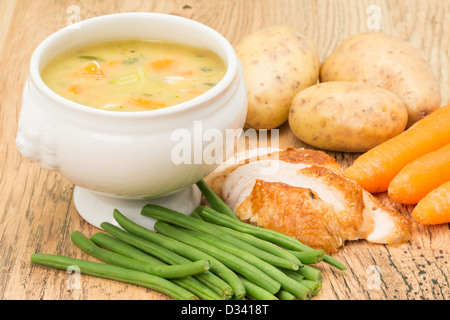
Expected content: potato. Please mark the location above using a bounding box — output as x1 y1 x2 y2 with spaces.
319 32 441 128
288 81 408 153
236 26 320 129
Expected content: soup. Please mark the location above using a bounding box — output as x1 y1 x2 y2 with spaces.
41 40 227 111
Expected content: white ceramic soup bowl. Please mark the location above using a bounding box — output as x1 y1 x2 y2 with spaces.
16 13 247 229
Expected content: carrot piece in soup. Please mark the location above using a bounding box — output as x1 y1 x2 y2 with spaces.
412 181 450 225
108 61 120 67
150 59 174 70
179 70 194 76
344 104 450 193
68 84 81 94
129 96 166 109
388 143 450 204
76 61 104 76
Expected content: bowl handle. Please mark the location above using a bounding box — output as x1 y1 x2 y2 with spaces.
16 77 59 171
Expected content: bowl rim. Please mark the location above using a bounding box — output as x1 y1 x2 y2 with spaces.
29 12 238 119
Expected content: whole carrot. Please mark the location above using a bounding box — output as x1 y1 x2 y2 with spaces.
344 104 450 193
412 181 450 225
388 143 450 204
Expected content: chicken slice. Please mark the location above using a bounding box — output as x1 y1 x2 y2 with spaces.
206 147 411 253
359 191 411 244
236 179 360 253
205 147 342 200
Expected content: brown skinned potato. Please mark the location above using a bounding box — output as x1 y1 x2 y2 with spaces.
288 81 408 153
319 32 441 127
236 26 320 130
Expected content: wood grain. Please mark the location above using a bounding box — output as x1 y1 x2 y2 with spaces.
0 0 448 300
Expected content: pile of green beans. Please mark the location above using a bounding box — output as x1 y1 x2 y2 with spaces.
30 179 346 300
194 179 346 270
30 229 214 300
139 204 331 300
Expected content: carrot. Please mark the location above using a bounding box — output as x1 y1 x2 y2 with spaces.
344 104 450 193
180 70 194 76
388 143 450 204
129 96 166 109
76 61 104 77
150 59 174 69
68 84 81 94
108 61 120 67
411 181 450 225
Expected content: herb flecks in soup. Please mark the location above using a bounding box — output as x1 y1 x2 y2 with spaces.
41 40 226 111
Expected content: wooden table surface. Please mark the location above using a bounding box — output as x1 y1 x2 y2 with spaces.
1 0 449 300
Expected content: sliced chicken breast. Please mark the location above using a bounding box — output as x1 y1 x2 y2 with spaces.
360 191 411 244
205 147 411 253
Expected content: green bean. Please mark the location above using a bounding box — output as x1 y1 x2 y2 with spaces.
196 179 239 219
199 206 347 270
287 249 325 264
100 221 234 300
190 206 205 220
141 204 300 271
281 269 304 281
108 212 244 299
91 232 163 265
213 221 302 266
90 232 221 300
276 290 296 300
296 264 323 282
78 55 104 61
100 222 192 265
194 206 300 265
30 253 197 300
169 224 312 300
282 269 322 296
71 231 210 279
239 276 278 300
299 279 322 296
153 221 281 295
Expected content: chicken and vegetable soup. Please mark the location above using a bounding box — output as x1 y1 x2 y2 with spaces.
41 40 227 111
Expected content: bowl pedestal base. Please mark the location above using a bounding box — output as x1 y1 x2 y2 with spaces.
73 185 202 230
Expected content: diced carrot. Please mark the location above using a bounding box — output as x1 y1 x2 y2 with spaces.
344 104 450 193
108 61 121 67
76 61 104 77
129 96 166 109
68 84 81 94
411 181 450 225
150 59 174 69
388 143 450 204
179 70 194 76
